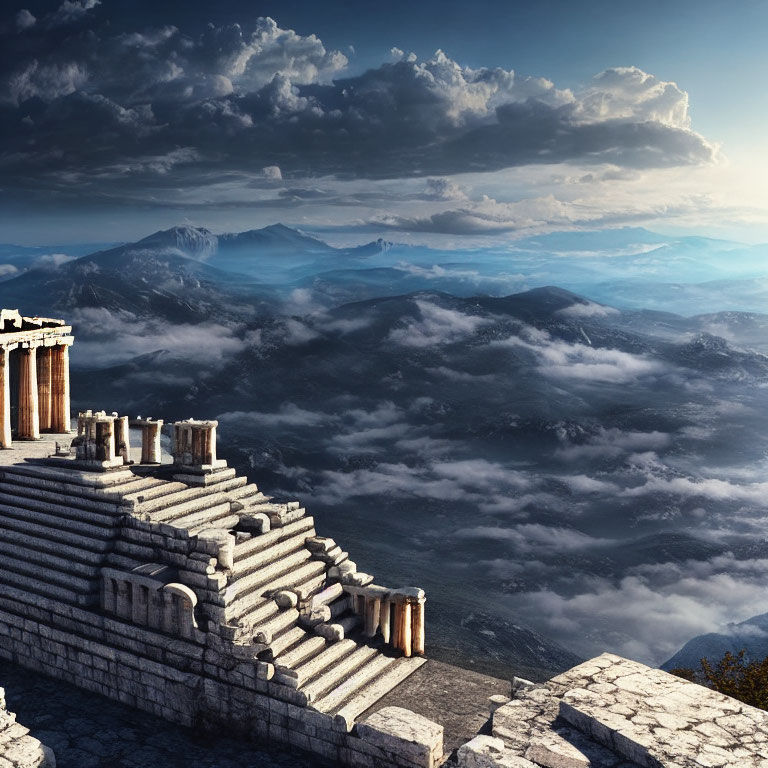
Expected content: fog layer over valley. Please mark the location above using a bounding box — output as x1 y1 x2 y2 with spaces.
6 224 768 678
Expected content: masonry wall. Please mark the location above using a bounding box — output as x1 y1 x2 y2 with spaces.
0 591 441 768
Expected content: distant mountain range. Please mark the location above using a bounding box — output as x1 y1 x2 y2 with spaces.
662 612 768 670
5 222 768 674
0 223 765 318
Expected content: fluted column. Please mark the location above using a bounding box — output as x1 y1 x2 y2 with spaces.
50 344 71 433
139 418 163 464
412 596 426 655
0 347 10 449
114 414 131 464
37 346 53 432
18 346 40 440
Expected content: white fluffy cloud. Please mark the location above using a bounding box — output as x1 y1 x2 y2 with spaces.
69 308 246 366
493 325 669 383
388 300 491 347
510 554 768 664
0 8 715 208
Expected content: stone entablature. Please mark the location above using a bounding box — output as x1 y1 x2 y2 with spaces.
0 309 72 447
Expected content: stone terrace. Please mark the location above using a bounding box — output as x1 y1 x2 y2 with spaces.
459 653 768 768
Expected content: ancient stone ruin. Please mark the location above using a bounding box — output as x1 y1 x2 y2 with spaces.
0 309 766 768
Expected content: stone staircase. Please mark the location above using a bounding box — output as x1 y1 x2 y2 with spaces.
0 457 426 732
0 465 126 606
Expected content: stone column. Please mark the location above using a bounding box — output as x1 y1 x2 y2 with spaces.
17 346 39 440
172 420 218 466
195 422 217 465
36 346 53 432
50 344 71 433
365 597 381 638
94 416 115 462
113 415 131 464
400 599 412 657
0 347 10 449
380 599 392 644
139 419 163 464
412 597 426 656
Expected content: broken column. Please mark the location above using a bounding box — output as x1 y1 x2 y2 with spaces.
75 410 118 465
17 345 39 440
136 417 163 464
172 419 219 467
50 342 71 433
113 413 131 464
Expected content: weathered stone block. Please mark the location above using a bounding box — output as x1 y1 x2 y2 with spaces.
355 707 443 768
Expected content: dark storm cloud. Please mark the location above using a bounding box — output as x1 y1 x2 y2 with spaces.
0 4 715 203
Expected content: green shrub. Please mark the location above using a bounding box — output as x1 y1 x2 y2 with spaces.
669 650 768 711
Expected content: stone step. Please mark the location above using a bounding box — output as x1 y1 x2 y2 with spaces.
232 531 312 577
0 571 98 606
0 467 146 501
0 509 114 552
0 491 119 528
0 478 126 516
288 568 328 603
0 501 117 539
188 513 240 536
237 598 280 631
285 639 358 690
106 553 146 573
252 608 299 642
235 488 270 505
2 464 136 498
0 552 95 593
301 645 380 703
0 527 104 565
227 548 312 607
332 656 427 730
0 562 94 604
161 500 233 531
226 558 325 622
233 517 315 562
172 467 239 486
267 507 307 528
117 480 189 506
268 626 309 659
267 560 327 598
0 539 101 579
113 539 155 562
313 653 396 714
130 483 232 514
275 635 327 672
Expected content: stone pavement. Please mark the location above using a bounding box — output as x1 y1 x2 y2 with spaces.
470 653 768 768
0 661 320 768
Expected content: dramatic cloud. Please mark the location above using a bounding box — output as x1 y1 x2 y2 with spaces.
388 300 491 347
218 403 335 428
0 7 715 208
511 554 768 664
314 456 537 506
493 325 669 383
456 523 615 554
68 308 246 366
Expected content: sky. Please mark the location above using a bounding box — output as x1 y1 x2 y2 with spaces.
2 0 768 245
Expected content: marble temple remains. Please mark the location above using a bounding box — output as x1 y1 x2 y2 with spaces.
0 309 765 768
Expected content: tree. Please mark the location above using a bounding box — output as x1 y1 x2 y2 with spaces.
669 650 768 711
